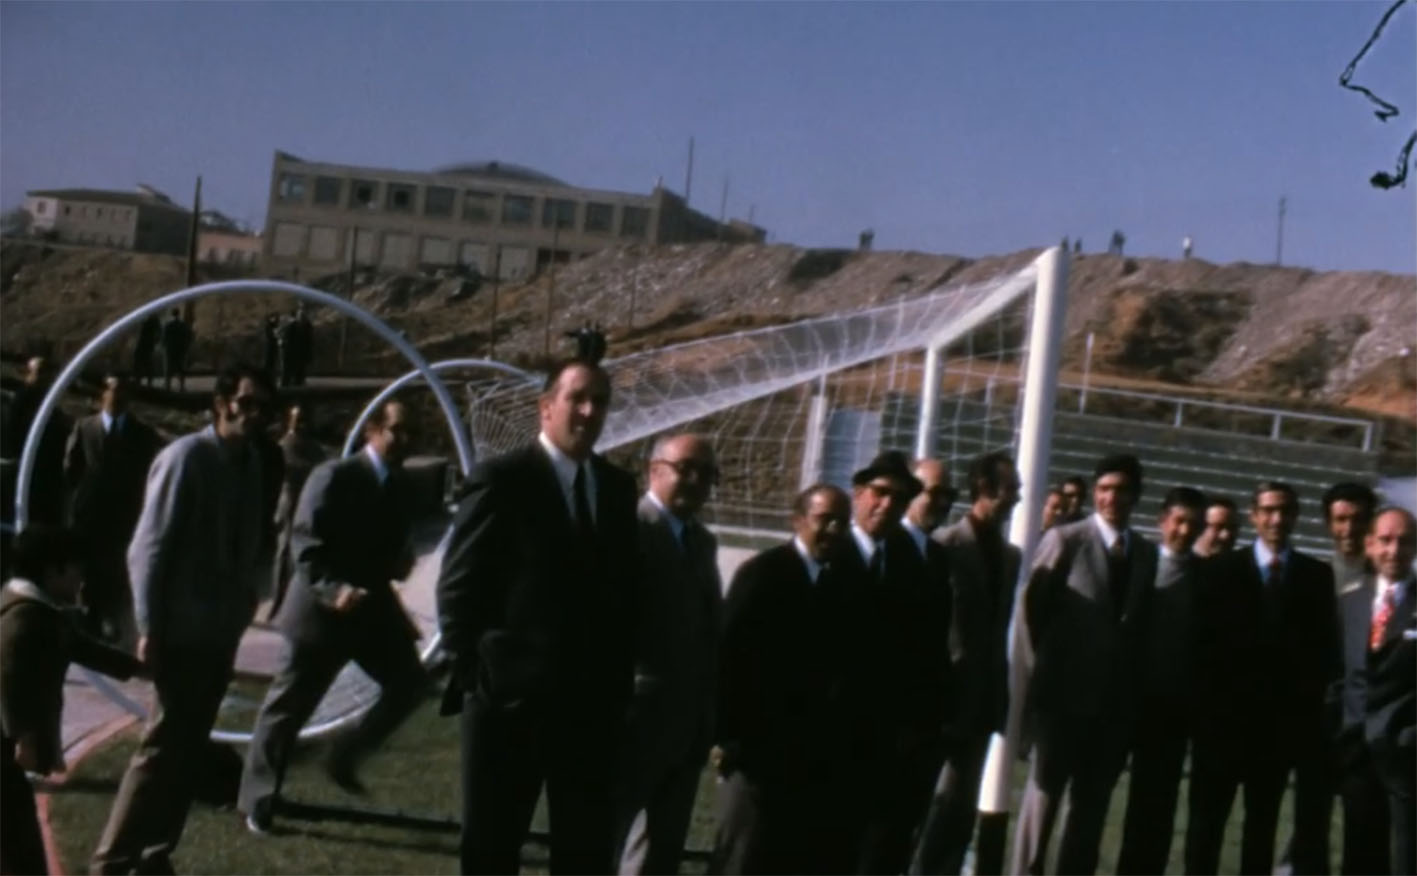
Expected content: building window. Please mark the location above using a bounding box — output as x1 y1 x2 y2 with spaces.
34 202 46 215
387 183 416 212
277 173 307 203
584 202 613 233
420 236 454 265
425 186 455 218
308 226 339 260
542 198 577 230
621 206 649 238
272 222 307 257
97 207 105 218
350 179 380 209
313 176 342 205
501 195 533 226
462 190 495 223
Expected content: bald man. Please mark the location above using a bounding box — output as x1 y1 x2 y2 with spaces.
612 434 723 875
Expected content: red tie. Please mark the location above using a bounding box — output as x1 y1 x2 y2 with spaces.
1370 583 1397 651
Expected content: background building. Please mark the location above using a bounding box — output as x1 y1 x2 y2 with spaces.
23 185 190 255
196 209 262 268
260 150 766 280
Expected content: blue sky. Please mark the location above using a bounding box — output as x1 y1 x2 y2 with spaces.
2 1 1413 273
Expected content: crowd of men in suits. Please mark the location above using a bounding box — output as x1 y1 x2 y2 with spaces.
1 346 1413 876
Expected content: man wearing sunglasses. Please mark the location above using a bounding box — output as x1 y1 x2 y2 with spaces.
92 364 276 875
612 433 722 875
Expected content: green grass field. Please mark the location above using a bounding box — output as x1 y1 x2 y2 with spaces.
45 695 1336 874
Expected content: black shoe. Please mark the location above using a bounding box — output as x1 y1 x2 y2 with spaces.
326 755 367 795
245 811 272 835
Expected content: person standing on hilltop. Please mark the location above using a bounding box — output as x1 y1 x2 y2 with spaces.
134 314 161 387
160 308 193 392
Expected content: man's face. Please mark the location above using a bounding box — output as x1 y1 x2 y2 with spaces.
1060 482 1084 517
365 402 414 466
1366 510 1417 582
100 377 129 414
1200 505 1238 555
980 462 1022 523
1093 472 1136 528
1251 489 1298 551
1042 492 1065 530
539 364 610 461
218 376 273 441
905 461 954 532
25 357 48 387
1159 504 1203 555
852 476 911 539
649 435 717 518
794 488 850 563
1327 499 1370 558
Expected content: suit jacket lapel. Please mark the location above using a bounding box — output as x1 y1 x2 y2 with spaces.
1384 578 1417 648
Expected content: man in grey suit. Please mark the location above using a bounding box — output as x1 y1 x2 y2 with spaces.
912 451 1020 876
91 365 275 875
612 433 722 875
1117 486 1205 874
239 400 425 833
1010 454 1158 876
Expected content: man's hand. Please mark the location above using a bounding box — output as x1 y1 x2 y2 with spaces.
332 584 368 614
137 636 160 675
14 736 41 773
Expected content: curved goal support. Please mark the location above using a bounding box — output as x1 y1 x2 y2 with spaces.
14 280 474 530
9 280 475 745
341 357 537 460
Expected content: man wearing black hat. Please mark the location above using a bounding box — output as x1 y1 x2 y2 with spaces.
841 450 954 875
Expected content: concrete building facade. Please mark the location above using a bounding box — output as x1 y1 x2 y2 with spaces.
260 151 765 280
23 186 190 255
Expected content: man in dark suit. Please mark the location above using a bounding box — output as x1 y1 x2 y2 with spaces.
711 483 858 875
1010 454 1158 876
436 356 641 874
238 399 424 832
64 372 161 650
840 450 953 875
5 356 71 528
1192 496 1239 559
1333 506 1416 875
267 403 328 617
912 451 1021 876
1186 481 1340 875
1116 486 1206 874
612 433 722 875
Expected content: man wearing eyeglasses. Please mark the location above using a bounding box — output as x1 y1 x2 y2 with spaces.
843 450 954 875
612 433 722 875
92 365 276 875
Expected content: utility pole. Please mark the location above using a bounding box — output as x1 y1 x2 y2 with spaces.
488 247 501 360
183 176 202 325
544 218 561 358
719 176 729 240
684 136 695 204
1275 195 1287 265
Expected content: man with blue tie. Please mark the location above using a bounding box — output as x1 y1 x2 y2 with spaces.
1187 481 1340 875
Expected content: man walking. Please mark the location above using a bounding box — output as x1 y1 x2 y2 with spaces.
912 451 1021 875
1186 482 1340 875
240 400 425 832
64 372 161 650
1010 454 1158 875
436 354 640 874
160 308 193 392
91 365 274 874
612 433 722 875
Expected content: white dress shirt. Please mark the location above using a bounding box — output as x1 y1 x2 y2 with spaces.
645 490 686 544
792 536 825 585
901 519 929 557
1091 512 1128 553
364 444 390 485
1253 539 1290 584
538 431 596 524
850 522 881 570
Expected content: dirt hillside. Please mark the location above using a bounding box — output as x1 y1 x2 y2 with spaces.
2 240 1412 424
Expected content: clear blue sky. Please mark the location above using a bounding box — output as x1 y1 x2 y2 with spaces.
2 1 1413 273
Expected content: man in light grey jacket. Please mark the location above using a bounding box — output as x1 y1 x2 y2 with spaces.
613 433 722 875
91 365 275 875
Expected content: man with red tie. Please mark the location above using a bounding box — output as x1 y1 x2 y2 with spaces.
1334 506 1416 875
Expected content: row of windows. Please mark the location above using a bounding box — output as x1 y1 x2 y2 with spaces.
270 221 541 279
51 203 134 222
275 172 651 238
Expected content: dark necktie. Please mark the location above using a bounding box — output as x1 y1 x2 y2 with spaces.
573 464 594 539
1109 535 1129 618
1266 556 1283 587
869 542 885 580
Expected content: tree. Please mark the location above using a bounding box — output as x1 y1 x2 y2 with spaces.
1 205 33 237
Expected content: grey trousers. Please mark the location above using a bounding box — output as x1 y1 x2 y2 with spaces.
238 623 426 818
613 740 708 875
90 644 237 874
